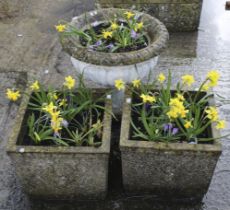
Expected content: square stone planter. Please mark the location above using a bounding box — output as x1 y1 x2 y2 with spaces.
120 91 222 201
7 89 112 200
96 0 203 32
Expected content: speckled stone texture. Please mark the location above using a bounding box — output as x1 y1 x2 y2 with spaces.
0 0 27 20
61 8 169 66
120 92 222 200
95 0 203 32
7 91 112 200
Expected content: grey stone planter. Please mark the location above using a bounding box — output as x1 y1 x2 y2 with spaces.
96 0 203 32
61 8 168 86
7 90 112 200
120 91 222 200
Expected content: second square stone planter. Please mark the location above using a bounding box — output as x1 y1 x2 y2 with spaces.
120 91 222 201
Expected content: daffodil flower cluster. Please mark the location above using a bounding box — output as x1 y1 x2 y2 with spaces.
42 102 63 135
56 11 147 53
167 97 188 119
140 94 156 103
114 70 227 143
205 106 225 129
7 75 108 146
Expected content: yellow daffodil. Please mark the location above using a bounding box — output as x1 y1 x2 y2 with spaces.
115 79 125 90
102 31 113 39
184 120 193 129
92 120 102 130
140 94 156 103
169 98 182 107
132 79 141 88
48 92 58 100
216 120 226 130
30 81 40 91
167 98 188 119
53 93 58 100
206 70 220 87
59 99 67 107
55 24 66 32
176 93 185 101
158 73 166 83
42 102 57 115
134 22 144 31
124 11 135 19
6 89 21 101
182 74 195 86
167 108 179 119
51 110 61 121
201 83 211 91
179 108 189 118
111 22 119 30
51 117 63 133
205 106 219 122
63 76 75 90
167 106 188 119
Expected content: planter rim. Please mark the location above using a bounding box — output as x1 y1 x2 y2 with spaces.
61 8 169 66
7 88 112 154
120 89 222 153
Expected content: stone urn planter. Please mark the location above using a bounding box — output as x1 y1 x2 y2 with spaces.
120 88 222 201
7 87 112 200
96 0 203 32
60 8 168 87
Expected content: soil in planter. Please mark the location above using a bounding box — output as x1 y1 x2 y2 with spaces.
16 93 105 147
130 91 214 144
79 22 149 53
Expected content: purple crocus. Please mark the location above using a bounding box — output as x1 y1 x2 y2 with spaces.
134 14 139 20
95 40 102 47
89 40 102 51
107 43 114 49
172 127 179 135
131 30 138 39
54 132 61 138
163 123 173 132
144 103 151 111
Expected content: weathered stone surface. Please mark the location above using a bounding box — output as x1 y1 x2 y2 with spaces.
96 0 203 32
0 0 27 20
61 8 169 66
7 91 112 200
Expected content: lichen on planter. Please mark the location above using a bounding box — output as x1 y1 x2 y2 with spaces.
95 0 203 32
7 89 112 200
120 90 222 201
60 8 168 86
